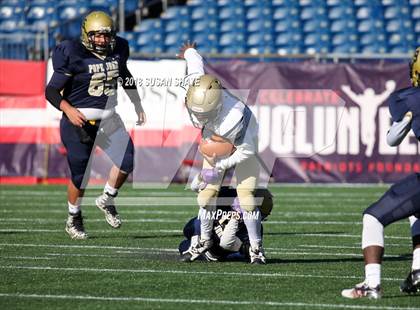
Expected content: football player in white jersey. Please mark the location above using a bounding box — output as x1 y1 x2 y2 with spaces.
178 42 266 264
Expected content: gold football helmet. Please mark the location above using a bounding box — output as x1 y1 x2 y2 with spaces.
81 11 116 54
185 74 222 128
410 47 420 87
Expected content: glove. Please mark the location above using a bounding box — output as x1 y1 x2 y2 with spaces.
190 173 207 192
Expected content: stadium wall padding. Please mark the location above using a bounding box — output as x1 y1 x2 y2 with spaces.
0 59 418 184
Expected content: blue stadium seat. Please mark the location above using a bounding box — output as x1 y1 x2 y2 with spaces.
356 6 383 19
273 7 299 20
276 45 301 55
192 33 218 47
248 46 276 55
163 32 189 47
331 44 359 53
0 20 22 32
413 7 420 19
300 7 327 20
246 7 272 20
220 45 246 54
332 33 357 46
161 6 189 21
219 6 245 20
328 6 354 20
124 0 138 13
275 31 302 46
89 0 117 15
299 0 325 7
304 43 330 54
357 19 384 33
219 20 246 34
386 19 413 33
415 20 420 33
360 42 388 53
359 32 386 45
192 20 218 34
303 19 329 33
190 6 217 20
330 19 357 33
384 6 410 19
118 31 136 46
137 32 163 46
247 32 274 46
247 19 273 33
0 5 24 21
274 19 300 32
165 19 190 34
135 19 163 33
304 32 330 46
219 32 245 47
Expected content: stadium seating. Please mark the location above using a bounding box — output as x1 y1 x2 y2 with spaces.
0 0 419 59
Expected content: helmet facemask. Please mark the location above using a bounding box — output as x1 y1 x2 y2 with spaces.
81 11 116 55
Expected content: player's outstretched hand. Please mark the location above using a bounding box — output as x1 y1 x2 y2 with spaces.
136 111 147 126
177 41 196 59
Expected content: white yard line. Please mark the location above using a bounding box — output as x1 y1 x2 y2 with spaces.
0 229 182 233
0 293 416 309
0 265 403 282
0 217 410 226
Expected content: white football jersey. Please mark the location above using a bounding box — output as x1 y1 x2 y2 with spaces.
184 48 258 170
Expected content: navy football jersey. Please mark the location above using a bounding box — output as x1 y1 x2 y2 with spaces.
50 36 130 110
388 86 420 139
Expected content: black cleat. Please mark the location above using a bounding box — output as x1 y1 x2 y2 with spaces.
400 269 420 294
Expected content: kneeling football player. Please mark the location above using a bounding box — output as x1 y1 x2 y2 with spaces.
179 184 273 263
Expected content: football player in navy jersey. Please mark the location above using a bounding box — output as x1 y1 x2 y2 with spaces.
45 11 146 239
342 48 420 299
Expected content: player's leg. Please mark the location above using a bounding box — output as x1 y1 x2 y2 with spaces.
60 117 93 239
400 215 420 293
235 155 264 264
342 173 420 299
182 160 223 262
96 118 134 228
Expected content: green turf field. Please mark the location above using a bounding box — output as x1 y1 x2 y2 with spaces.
0 184 419 309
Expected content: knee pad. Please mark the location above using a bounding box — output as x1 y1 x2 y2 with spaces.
362 214 384 249
237 189 255 212
197 188 218 209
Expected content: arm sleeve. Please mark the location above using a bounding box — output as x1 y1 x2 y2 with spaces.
119 41 143 114
386 112 412 146
45 44 73 110
184 48 205 78
388 92 409 122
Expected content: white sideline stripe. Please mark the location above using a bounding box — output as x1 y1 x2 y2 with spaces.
0 229 182 234
0 189 383 198
0 256 53 260
0 293 417 310
298 244 411 250
0 218 410 226
0 266 403 282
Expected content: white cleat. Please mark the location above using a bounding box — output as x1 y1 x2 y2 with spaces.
96 192 121 228
249 245 266 264
180 239 214 262
65 213 88 240
341 282 382 299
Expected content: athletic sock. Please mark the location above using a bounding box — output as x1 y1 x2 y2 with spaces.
198 207 215 241
243 209 262 249
68 201 80 215
104 182 118 196
412 248 420 270
365 263 381 288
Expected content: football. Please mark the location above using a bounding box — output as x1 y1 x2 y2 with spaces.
199 135 236 158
